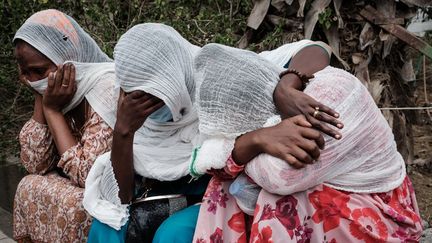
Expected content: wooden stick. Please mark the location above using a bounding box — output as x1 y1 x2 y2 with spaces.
360 5 432 60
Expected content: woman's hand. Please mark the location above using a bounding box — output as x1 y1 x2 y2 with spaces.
255 115 324 168
232 115 324 168
41 64 78 155
42 63 76 112
274 79 343 139
111 90 164 203
114 90 164 136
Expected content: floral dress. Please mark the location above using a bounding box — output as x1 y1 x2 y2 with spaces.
13 106 113 243
193 157 423 243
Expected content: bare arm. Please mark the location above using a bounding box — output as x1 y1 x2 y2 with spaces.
232 115 323 168
232 45 335 167
42 64 78 155
32 94 46 124
279 45 330 90
111 91 164 203
110 126 135 203
43 110 78 154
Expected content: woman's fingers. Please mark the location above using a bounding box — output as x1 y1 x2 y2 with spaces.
62 64 70 89
121 91 165 123
122 91 148 109
297 138 321 160
281 153 304 169
136 96 162 110
307 114 342 140
311 105 343 129
54 65 64 90
142 101 165 116
67 64 76 94
315 102 339 118
315 110 343 129
47 72 55 90
128 90 147 99
299 126 325 149
291 115 312 127
289 146 313 166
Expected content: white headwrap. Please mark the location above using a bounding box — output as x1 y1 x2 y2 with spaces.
192 44 406 194
113 23 201 181
14 9 117 126
84 23 201 229
14 9 111 64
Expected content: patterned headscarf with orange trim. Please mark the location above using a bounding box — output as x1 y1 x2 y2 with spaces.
14 9 111 64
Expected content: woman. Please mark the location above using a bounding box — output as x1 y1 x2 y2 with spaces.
191 44 423 242
83 23 343 242
13 9 117 242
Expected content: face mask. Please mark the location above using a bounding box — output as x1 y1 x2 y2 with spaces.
148 105 173 122
27 76 48 95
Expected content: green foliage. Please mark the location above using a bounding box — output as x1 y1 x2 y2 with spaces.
318 7 336 30
255 24 285 51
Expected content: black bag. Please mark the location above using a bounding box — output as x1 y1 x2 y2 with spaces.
126 194 188 243
125 175 208 243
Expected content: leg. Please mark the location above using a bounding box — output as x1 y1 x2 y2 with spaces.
13 173 91 242
152 204 200 243
87 218 128 243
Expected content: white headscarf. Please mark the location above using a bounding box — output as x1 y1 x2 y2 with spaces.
83 23 202 229
14 9 117 126
192 44 406 194
114 23 201 181
14 9 111 64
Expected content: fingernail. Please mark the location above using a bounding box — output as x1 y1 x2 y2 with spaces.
334 113 339 118
335 134 341 139
337 123 343 128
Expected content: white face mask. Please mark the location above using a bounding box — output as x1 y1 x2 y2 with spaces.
27 76 48 95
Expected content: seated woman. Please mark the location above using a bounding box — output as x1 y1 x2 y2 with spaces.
13 9 118 242
191 44 423 242
83 23 342 242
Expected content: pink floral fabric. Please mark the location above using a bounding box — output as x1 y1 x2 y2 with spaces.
14 107 113 243
194 172 423 243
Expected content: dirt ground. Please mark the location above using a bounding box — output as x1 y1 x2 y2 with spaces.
410 168 432 225
411 67 432 226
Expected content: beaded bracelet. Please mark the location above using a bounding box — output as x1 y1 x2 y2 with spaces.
279 68 314 90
